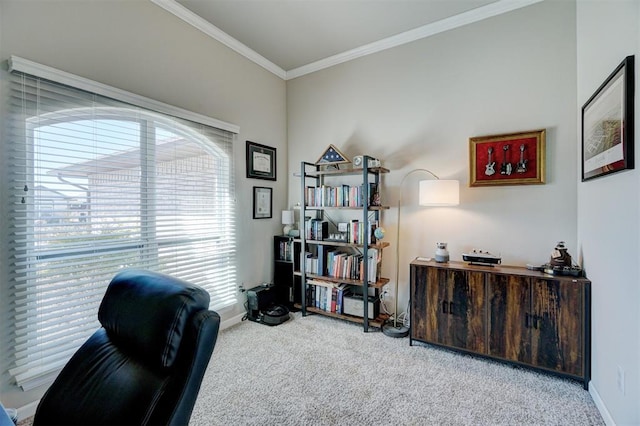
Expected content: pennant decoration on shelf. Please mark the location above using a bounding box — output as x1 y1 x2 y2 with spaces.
315 144 351 166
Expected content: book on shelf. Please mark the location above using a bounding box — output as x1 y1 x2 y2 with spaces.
278 239 293 261
335 283 349 314
366 248 381 283
323 248 380 283
348 219 379 245
304 218 329 241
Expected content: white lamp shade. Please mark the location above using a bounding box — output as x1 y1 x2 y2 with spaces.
281 210 295 225
419 180 460 206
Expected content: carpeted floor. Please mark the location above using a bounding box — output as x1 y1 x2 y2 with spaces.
189 312 603 425
18 312 604 425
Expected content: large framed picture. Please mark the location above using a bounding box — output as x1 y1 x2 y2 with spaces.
469 129 546 187
582 55 635 181
246 141 276 181
253 186 272 219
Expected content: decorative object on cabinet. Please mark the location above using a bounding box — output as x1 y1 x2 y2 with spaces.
281 210 295 236
246 141 276 180
582 55 635 181
434 242 450 263
462 249 502 266
315 144 351 167
384 168 460 339
253 186 272 219
541 241 584 277
469 129 546 186
410 259 591 389
297 156 390 331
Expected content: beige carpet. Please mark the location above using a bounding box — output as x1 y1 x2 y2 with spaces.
190 313 603 425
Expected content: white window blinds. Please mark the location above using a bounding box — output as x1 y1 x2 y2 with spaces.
6 58 238 391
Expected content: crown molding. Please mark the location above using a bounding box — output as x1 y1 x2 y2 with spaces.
286 0 544 80
150 0 287 80
150 0 543 81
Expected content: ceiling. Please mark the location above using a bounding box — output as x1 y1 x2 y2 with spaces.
152 0 542 79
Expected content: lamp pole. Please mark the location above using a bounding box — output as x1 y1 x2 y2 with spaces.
382 168 459 338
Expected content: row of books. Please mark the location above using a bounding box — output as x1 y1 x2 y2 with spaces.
277 239 294 262
303 246 381 283
306 280 351 313
305 183 380 208
303 218 379 244
304 218 329 241
347 219 379 245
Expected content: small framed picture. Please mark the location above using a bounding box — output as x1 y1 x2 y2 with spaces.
246 141 276 181
253 186 272 219
469 129 546 187
581 55 635 181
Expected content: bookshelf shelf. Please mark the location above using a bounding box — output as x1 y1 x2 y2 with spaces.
297 157 389 332
303 206 390 211
294 304 389 328
299 239 390 249
304 273 389 288
294 166 390 178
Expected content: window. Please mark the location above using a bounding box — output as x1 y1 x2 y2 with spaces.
6 57 238 390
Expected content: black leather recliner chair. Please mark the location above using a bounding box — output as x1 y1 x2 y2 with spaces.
33 269 220 426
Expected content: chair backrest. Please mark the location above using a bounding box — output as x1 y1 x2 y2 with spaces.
33 269 220 426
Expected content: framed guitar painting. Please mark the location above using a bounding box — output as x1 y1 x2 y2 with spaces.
469 129 546 187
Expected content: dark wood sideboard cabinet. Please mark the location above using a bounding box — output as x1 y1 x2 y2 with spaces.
410 260 591 389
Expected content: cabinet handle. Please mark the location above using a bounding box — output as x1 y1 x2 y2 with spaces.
442 300 448 314
449 301 454 316
525 313 531 328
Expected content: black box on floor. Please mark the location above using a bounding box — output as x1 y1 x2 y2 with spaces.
247 285 277 321
246 285 290 326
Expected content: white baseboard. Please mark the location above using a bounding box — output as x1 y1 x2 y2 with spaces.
590 382 615 426
220 312 245 330
16 400 38 422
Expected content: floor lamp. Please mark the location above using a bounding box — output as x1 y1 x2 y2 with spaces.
382 169 460 338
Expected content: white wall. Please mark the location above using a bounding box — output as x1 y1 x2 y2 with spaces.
287 1 577 318
576 1 640 425
0 0 286 410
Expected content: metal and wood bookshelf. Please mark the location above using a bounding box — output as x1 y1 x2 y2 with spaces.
295 157 390 331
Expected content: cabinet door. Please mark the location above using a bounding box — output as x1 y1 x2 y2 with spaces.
530 279 583 376
423 266 450 345
410 265 447 343
488 274 531 363
410 265 429 341
421 267 485 351
449 270 486 353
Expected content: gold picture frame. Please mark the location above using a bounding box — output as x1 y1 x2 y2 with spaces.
469 129 546 187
